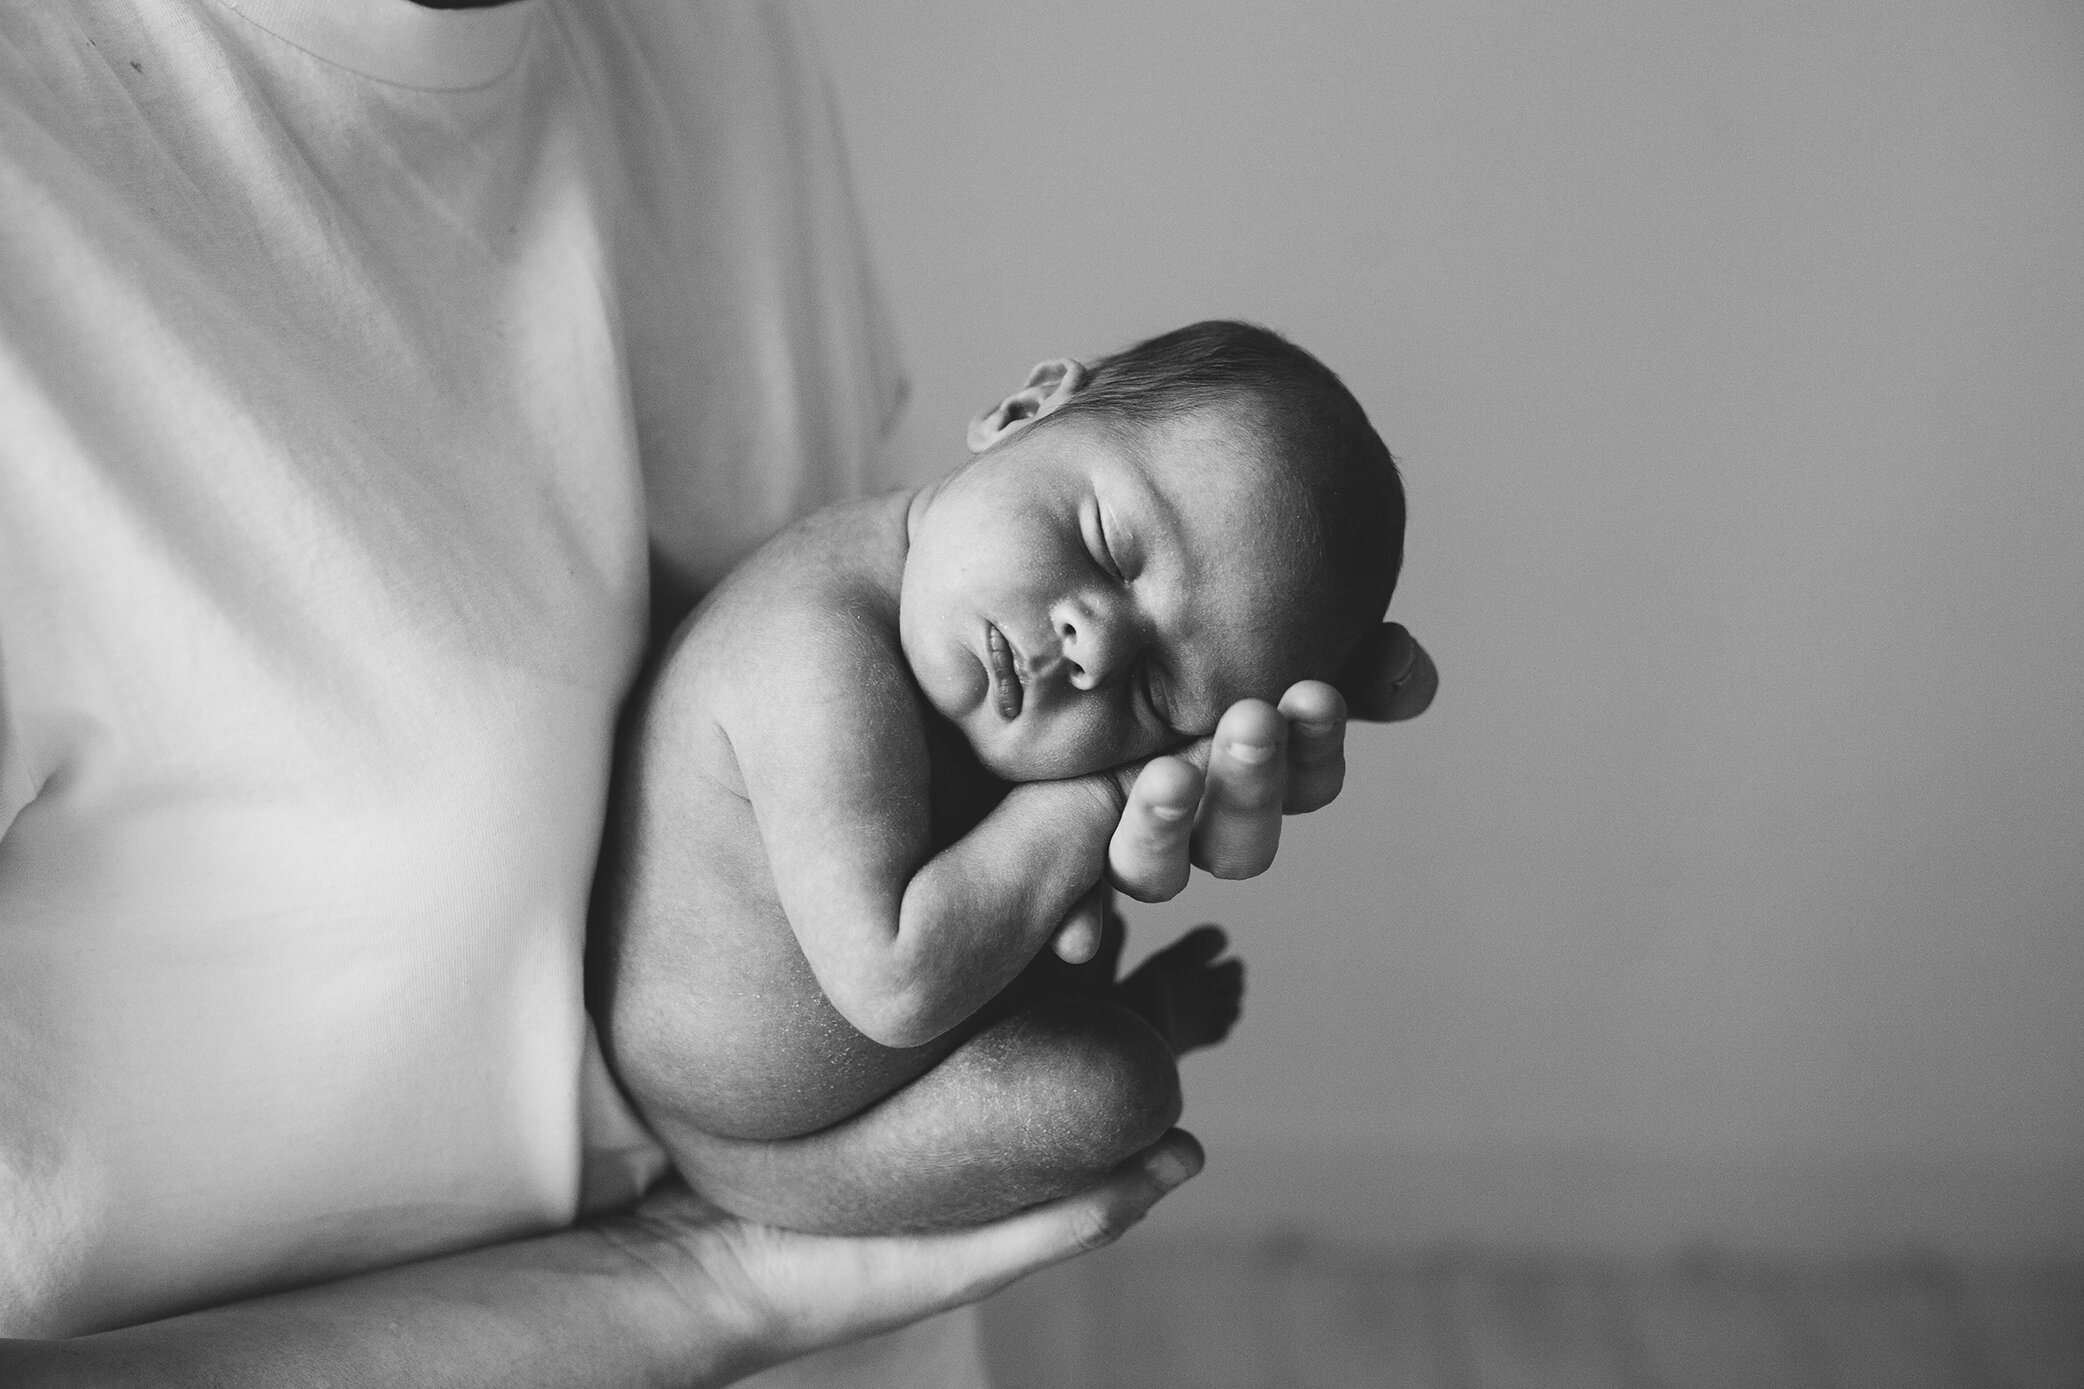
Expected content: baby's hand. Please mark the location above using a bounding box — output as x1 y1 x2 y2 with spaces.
1048 880 1114 964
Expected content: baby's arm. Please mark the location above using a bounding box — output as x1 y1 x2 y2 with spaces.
698 511 1132 1051
728 639 1125 1047
741 639 1356 1033
689 500 1413 1052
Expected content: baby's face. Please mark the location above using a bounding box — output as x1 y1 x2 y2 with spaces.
901 408 1326 781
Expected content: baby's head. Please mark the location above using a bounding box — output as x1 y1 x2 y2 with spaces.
901 320 1404 781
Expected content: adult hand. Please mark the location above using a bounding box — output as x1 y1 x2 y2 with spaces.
603 1130 1205 1381
0 1133 1203 1389
1106 624 1439 902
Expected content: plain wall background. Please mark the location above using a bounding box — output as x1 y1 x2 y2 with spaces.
798 0 2084 1252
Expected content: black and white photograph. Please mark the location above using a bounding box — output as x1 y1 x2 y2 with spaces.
3 1 2079 1385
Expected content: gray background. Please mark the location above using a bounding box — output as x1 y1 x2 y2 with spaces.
801 0 2083 1258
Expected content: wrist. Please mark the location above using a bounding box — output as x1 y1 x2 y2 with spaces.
1080 761 1138 816
581 1202 774 1387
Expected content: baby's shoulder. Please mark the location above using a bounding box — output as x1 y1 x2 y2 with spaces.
669 493 917 737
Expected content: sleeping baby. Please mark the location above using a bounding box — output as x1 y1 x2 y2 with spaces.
596 320 1426 1233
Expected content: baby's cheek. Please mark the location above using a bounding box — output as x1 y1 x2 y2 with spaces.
981 700 1153 781
1072 705 1160 777
1012 712 1114 780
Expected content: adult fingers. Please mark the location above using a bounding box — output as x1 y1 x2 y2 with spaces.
914 1127 1205 1289
1276 681 1347 814
1189 700 1288 879
1108 755 1204 902
695 1131 1206 1360
1336 623 1440 723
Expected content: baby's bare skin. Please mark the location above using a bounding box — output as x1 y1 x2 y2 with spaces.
604 489 1217 1082
599 495 1245 1230
599 388 1411 1234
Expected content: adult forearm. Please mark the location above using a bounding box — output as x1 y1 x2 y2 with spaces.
1 1139 1207 1389
0 1219 754 1389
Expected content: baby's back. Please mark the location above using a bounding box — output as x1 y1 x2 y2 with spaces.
596 494 964 1143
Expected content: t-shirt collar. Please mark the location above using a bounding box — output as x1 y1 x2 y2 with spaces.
211 0 537 90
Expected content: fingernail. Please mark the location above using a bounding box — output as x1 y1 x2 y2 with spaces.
1294 718 1337 738
1226 739 1276 765
1148 803 1191 822
1146 1148 1199 1191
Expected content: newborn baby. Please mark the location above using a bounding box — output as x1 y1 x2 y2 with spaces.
598 321 1417 1233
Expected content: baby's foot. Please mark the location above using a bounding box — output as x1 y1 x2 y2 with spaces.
1116 924 1244 1057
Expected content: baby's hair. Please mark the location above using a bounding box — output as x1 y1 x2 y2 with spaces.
1034 320 1404 675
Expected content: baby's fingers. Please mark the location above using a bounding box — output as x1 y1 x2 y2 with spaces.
1051 881 1110 963
1108 755 1204 902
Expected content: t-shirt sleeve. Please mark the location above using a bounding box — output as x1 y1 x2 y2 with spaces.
0 638 34 841
584 0 910 598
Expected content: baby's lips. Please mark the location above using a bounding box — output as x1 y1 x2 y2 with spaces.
987 624 1024 719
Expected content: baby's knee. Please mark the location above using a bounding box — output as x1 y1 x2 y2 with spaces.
992 998 1182 1170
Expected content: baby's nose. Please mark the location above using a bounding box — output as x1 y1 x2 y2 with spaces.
1052 593 1137 691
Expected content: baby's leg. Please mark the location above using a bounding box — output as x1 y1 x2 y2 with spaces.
651 991 1178 1234
648 906 1244 1235
600 629 1244 1228
598 780 1219 1164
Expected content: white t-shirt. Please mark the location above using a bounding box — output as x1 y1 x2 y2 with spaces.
0 0 982 1380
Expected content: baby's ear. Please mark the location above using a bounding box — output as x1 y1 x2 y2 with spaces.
1336 622 1439 722
965 358 1089 453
